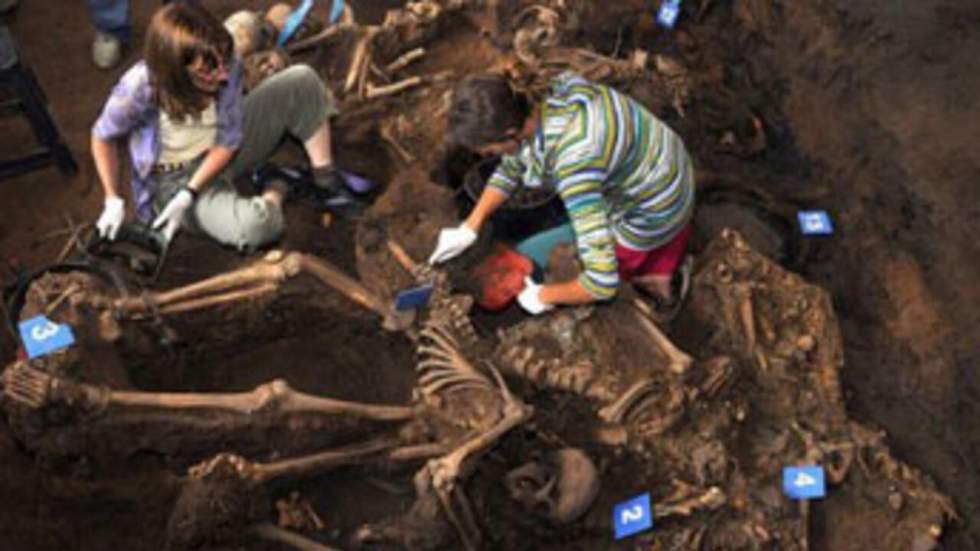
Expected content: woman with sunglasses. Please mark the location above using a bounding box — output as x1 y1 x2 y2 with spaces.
92 2 363 251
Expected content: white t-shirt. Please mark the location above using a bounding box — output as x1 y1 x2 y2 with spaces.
158 101 217 164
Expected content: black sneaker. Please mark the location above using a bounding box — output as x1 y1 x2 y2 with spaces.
311 166 368 217
253 164 368 217
252 163 301 196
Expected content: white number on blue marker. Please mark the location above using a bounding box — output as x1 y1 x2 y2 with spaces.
19 315 76 359
620 505 644 525
613 492 653 539
794 472 817 487
30 320 60 342
782 465 827 500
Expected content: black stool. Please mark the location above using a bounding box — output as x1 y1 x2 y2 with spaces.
0 24 77 180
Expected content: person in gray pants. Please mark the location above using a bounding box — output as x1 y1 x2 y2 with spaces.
91 2 363 252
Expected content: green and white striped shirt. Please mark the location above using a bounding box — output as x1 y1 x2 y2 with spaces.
488 72 695 299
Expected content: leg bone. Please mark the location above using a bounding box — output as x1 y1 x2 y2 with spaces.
113 250 298 316
633 298 693 374
4 363 413 422
109 250 396 327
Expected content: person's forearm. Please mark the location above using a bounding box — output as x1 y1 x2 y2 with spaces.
186 146 237 193
91 134 122 199
539 278 597 306
464 186 509 232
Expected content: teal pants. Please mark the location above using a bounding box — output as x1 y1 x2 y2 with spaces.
516 223 576 270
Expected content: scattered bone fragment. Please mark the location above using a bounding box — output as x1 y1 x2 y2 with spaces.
264 3 293 34
253 523 341 551
344 28 378 94
654 483 726 518
386 47 426 73
366 75 422 99
381 118 416 163
276 492 325 530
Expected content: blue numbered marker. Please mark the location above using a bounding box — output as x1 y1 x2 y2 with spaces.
395 284 434 311
657 0 682 29
797 210 834 235
18 315 75 359
782 465 826 500
613 492 653 540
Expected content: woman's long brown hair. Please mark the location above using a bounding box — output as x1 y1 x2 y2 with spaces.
144 2 233 120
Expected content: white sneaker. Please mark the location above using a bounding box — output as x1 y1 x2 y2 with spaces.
92 32 123 70
0 0 18 13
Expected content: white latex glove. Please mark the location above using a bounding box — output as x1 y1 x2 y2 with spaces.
96 196 125 241
517 276 554 316
428 223 478 264
152 188 194 243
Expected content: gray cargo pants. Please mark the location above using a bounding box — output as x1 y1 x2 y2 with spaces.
154 64 336 252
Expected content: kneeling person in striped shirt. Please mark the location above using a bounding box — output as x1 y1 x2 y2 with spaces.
429 72 696 316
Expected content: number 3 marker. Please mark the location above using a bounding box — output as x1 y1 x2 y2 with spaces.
18 315 76 359
31 321 60 342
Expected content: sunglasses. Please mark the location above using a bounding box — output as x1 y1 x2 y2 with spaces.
187 48 231 83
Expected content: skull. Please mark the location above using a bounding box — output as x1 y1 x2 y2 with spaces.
503 448 599 525
224 10 275 57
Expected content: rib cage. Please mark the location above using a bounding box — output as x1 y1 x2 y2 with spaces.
411 269 489 403
415 320 493 401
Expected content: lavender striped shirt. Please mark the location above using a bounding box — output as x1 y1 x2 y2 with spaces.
92 59 245 220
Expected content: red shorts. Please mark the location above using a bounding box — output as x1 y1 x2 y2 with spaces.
615 223 692 280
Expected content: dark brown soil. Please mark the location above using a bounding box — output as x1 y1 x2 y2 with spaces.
0 1 977 550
